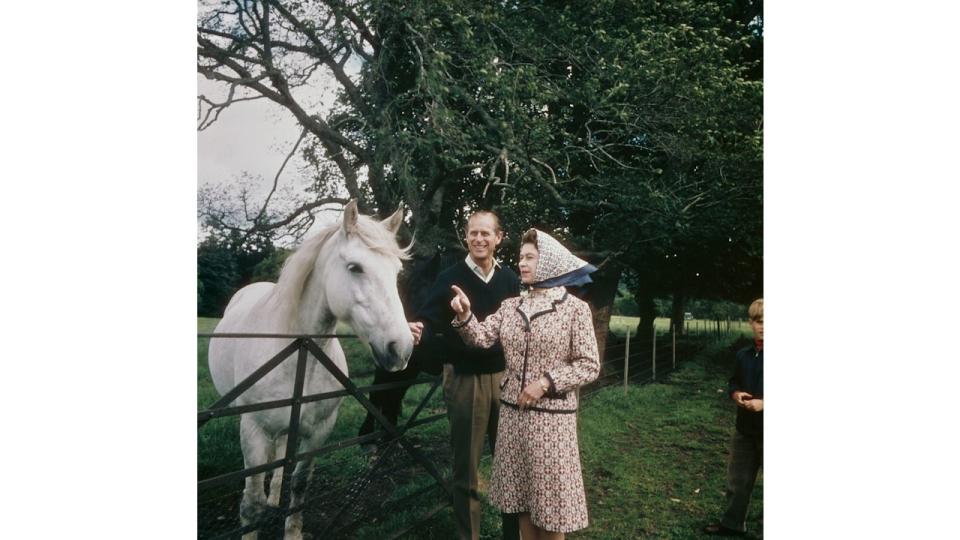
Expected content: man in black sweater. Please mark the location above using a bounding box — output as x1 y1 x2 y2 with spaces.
415 211 521 540
706 298 764 536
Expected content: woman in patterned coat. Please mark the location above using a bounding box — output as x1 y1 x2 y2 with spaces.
449 228 600 539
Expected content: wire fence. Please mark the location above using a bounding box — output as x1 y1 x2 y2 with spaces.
582 318 748 400
197 319 748 539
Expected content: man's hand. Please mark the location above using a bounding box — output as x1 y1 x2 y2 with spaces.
518 379 547 409
408 321 424 345
450 285 472 322
731 391 753 409
742 398 763 412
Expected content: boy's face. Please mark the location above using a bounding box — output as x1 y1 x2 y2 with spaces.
750 317 764 340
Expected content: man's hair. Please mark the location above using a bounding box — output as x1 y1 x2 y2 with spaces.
748 298 763 321
521 228 538 246
466 210 502 233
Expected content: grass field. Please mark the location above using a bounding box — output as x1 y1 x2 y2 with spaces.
608 316 752 338
197 318 760 539
571 339 762 539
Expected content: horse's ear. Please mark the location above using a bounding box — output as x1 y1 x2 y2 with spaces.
382 207 404 235
342 200 359 236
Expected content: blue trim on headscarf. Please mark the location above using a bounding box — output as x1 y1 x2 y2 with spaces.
531 263 598 289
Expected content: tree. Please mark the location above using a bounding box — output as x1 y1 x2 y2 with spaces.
197 238 239 317
196 230 279 317
197 0 763 353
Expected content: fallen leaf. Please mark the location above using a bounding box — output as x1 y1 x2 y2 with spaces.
670 498 681 503
694 488 701 494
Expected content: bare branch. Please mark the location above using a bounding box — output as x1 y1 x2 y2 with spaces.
267 0 370 116
198 39 370 162
256 127 309 223
197 86 268 131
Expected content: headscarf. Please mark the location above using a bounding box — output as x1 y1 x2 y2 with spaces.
527 229 598 289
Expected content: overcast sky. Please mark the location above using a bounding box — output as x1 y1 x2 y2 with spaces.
197 75 302 188
196 72 347 238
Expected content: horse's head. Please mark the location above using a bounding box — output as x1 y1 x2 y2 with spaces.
322 201 413 372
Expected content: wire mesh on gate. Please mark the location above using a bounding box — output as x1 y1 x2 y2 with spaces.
197 333 452 540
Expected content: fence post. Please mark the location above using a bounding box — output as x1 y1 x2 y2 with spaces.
672 324 676 370
275 338 309 536
651 326 657 381
624 329 630 393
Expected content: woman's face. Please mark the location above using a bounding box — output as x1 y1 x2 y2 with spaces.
518 243 539 284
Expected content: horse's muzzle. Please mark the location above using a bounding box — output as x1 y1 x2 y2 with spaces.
372 340 412 372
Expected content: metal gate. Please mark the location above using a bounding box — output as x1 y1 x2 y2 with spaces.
197 333 451 539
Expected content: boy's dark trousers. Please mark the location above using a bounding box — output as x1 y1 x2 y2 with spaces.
720 431 763 532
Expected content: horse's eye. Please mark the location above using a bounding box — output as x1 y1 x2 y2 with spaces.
347 263 364 274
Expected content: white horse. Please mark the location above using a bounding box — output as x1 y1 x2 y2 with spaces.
208 200 413 540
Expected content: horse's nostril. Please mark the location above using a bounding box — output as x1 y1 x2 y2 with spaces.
388 341 399 357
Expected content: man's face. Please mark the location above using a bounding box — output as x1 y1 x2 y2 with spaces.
465 214 502 263
750 317 763 340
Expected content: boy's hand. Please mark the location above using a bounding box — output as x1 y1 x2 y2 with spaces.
743 398 764 412
732 391 753 408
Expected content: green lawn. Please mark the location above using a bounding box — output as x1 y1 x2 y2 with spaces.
570 340 762 539
357 336 762 540
198 319 760 539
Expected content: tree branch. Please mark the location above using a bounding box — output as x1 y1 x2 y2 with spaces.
255 127 308 224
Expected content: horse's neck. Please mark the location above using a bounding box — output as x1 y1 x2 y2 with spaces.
295 277 336 334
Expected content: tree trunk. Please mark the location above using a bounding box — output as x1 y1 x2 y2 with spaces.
670 289 687 335
633 286 656 346
584 264 622 367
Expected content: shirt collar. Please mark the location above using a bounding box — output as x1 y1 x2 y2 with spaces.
465 255 500 283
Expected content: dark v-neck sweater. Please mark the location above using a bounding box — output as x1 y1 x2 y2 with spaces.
415 260 521 374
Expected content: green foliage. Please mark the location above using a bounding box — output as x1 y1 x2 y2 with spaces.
197 240 239 317
614 293 640 317
196 232 279 317
249 248 292 283
685 298 750 320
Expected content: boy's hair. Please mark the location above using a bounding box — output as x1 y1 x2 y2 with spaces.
748 298 763 321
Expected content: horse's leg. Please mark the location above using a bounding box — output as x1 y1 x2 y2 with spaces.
239 414 272 540
284 411 337 540
281 457 314 540
267 433 287 507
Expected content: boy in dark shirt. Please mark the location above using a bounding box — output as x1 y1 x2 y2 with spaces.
705 298 764 536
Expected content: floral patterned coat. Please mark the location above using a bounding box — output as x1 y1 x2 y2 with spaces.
454 285 600 532
455 285 600 414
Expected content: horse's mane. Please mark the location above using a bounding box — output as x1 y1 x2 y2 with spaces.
267 215 412 331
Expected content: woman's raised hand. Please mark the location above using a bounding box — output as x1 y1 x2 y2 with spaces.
450 285 472 322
